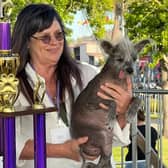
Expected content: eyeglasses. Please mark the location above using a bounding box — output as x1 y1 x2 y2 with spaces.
31 31 64 44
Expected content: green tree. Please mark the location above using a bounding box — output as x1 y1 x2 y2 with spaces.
124 0 168 57
124 0 168 137
3 0 116 38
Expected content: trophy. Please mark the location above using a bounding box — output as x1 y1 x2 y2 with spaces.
0 2 52 168
0 22 20 112
33 74 46 109
0 20 48 168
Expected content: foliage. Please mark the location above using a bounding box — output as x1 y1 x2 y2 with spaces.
4 0 116 38
124 0 168 66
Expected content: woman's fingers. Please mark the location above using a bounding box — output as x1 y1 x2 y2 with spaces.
76 136 88 145
76 137 99 160
126 76 133 95
99 102 109 110
97 90 113 100
81 152 99 160
98 83 120 100
97 79 133 114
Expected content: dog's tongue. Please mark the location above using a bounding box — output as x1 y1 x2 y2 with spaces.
119 70 124 79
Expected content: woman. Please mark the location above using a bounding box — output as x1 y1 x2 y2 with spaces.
12 3 132 168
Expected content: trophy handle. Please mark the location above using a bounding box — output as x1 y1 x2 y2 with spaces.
1 0 13 19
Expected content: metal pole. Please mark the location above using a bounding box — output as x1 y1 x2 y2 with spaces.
145 94 151 167
159 95 163 167
132 116 137 168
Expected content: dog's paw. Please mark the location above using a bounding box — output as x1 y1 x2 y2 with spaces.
126 97 141 123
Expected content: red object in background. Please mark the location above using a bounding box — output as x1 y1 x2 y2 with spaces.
82 19 89 25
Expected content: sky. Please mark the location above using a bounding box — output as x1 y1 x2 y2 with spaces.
67 10 93 40
67 10 114 40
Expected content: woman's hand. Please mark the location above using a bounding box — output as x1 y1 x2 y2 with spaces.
63 136 98 161
97 77 133 128
63 137 87 161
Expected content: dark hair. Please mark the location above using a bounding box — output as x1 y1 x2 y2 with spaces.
12 3 82 103
137 109 145 121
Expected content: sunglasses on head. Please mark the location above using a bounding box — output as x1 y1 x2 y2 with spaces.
31 31 64 44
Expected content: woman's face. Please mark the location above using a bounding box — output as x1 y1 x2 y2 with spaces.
28 19 64 67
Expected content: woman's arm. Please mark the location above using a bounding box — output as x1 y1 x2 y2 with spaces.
19 137 90 161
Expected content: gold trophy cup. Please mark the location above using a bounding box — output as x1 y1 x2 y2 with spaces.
0 22 20 112
0 53 20 112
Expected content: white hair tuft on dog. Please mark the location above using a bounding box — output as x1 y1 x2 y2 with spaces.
111 25 123 45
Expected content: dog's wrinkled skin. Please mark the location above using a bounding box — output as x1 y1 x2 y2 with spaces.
70 37 150 168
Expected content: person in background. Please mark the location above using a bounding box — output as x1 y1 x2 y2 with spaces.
125 109 159 168
12 3 133 168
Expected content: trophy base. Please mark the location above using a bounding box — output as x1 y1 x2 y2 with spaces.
1 106 15 113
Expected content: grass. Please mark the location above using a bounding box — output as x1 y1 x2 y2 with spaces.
112 136 168 168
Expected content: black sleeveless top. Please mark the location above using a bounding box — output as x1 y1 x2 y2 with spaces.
125 125 158 161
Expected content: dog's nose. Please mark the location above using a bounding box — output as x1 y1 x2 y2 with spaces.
126 67 133 74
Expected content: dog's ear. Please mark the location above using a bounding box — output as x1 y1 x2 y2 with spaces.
134 39 150 53
100 40 114 55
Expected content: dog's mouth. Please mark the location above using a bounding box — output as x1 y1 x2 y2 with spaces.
119 70 125 79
